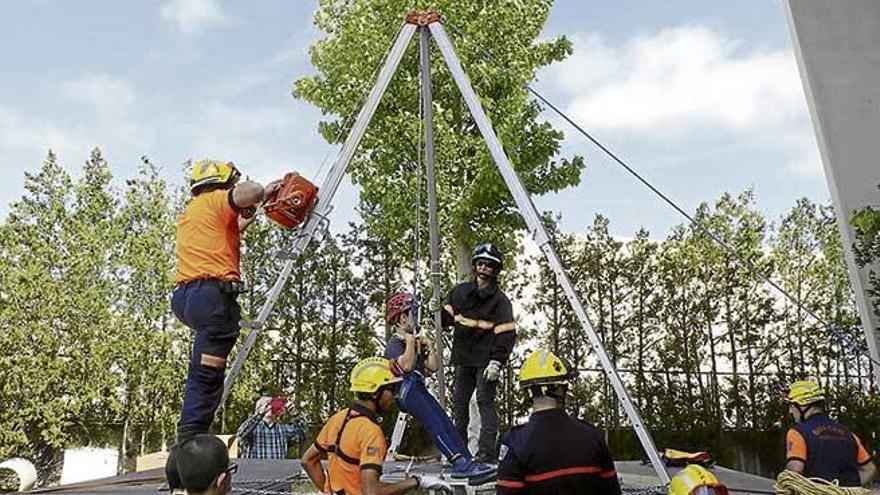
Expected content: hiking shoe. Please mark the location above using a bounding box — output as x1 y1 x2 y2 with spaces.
449 458 496 479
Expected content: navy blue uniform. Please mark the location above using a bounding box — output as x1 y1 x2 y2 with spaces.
498 409 621 495
382 335 473 464
786 414 872 487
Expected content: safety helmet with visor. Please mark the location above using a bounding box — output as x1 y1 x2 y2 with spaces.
668 465 728 495
189 159 241 194
349 357 403 396
472 242 504 276
519 349 577 400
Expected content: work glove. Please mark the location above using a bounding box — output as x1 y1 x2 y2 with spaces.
483 360 502 382
414 475 452 493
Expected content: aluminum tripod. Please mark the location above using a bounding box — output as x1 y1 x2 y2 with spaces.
219 11 669 483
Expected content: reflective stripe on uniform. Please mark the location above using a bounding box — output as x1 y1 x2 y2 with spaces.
494 322 517 334
454 314 495 330
524 466 603 482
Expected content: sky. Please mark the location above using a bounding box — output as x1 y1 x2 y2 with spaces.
0 0 829 239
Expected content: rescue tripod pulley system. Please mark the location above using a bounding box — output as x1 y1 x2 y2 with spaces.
218 10 670 484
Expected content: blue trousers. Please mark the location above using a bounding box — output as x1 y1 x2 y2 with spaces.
396 372 471 462
171 281 241 439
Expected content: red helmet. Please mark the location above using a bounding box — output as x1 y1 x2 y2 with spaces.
386 292 414 324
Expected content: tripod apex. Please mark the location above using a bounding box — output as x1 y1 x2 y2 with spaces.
406 10 442 26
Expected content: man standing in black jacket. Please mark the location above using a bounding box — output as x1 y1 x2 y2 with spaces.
497 350 621 495
443 242 516 463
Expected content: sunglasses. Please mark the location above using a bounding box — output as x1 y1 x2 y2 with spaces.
225 463 239 476
475 260 497 268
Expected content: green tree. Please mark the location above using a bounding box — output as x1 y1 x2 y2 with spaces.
0 151 76 476
294 0 583 277
112 158 185 463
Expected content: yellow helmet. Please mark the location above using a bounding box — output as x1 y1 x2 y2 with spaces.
519 349 576 389
349 357 402 394
189 159 240 193
782 380 825 407
669 465 728 495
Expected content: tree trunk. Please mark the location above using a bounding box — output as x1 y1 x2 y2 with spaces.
118 403 129 475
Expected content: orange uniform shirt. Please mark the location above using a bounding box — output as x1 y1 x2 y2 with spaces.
314 405 387 495
176 189 241 283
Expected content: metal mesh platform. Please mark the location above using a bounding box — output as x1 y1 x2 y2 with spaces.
26 459 774 494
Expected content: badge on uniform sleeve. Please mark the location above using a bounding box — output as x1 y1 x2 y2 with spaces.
499 444 509 462
367 446 378 456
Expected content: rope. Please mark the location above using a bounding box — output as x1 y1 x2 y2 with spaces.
412 49 424 336
774 470 871 495
442 21 880 370
621 485 668 495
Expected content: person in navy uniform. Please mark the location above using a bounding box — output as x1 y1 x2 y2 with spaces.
497 350 621 495
780 380 876 487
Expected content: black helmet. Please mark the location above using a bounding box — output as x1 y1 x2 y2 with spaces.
471 242 504 272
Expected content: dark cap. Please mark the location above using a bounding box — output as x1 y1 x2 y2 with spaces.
171 434 229 493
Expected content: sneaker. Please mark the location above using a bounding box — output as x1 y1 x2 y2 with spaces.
449 458 497 480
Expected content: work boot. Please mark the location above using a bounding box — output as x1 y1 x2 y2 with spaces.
449 457 496 480
473 452 498 465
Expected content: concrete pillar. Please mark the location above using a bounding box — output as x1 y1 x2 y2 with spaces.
784 0 880 385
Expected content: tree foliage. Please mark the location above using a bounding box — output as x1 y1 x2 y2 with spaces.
294 0 584 277
0 148 878 480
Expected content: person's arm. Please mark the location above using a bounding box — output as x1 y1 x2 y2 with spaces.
784 429 807 473
360 469 418 495
395 334 418 373
232 180 266 209
236 413 264 444
441 290 456 328
238 207 260 232
598 438 622 495
858 462 876 487
301 443 328 492
357 426 421 495
854 434 876 486
283 414 308 444
489 296 517 365
420 335 440 373
497 435 526 495
230 181 265 232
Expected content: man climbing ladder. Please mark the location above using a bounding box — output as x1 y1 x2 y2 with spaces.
171 159 278 441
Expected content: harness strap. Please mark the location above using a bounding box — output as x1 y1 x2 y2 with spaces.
327 405 381 466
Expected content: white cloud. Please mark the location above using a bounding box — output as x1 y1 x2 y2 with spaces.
782 132 824 179
63 73 136 116
544 25 805 134
171 101 325 182
0 106 77 154
159 0 230 35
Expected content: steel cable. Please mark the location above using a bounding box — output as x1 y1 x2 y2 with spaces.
443 21 880 369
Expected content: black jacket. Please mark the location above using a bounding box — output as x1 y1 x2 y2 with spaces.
442 280 516 367
498 408 621 495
